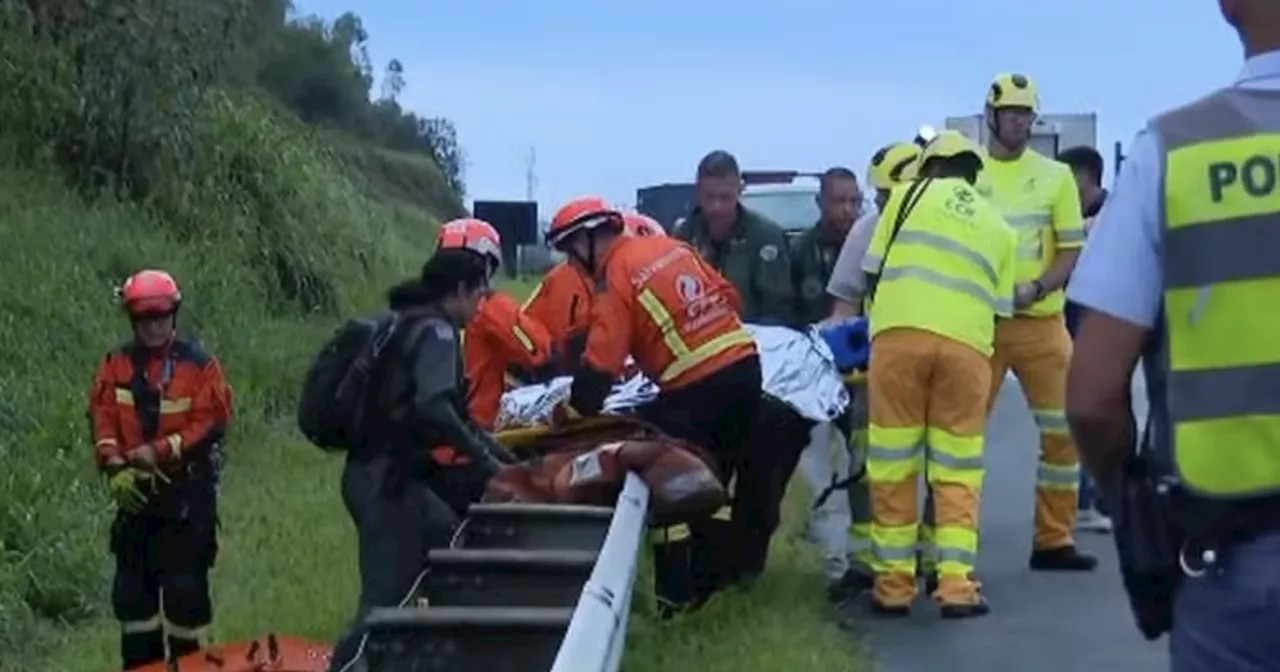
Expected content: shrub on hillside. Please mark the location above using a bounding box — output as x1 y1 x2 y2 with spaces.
0 0 451 660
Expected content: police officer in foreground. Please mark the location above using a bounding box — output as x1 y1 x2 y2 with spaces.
89 270 233 669
675 149 795 325
328 250 515 671
1066 0 1280 667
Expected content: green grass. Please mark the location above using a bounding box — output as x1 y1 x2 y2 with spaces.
32 430 867 672
0 99 865 672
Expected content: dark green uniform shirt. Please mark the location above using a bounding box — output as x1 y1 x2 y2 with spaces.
675 205 795 324
790 224 844 324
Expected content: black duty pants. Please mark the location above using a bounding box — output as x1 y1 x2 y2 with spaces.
111 487 218 670
327 455 462 672
742 394 812 579
640 354 762 613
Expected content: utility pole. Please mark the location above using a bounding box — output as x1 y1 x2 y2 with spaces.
525 147 537 202
518 146 537 277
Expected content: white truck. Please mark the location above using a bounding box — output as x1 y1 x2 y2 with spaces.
944 112 1098 156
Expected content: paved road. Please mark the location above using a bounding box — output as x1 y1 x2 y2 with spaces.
857 372 1168 672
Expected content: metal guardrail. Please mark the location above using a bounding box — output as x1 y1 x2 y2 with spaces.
550 472 651 672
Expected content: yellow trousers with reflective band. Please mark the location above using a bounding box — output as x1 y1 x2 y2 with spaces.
987 314 1078 550
868 328 990 607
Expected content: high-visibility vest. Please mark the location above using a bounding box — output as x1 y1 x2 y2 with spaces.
1157 86 1280 499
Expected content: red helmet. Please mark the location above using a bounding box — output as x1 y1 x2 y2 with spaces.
437 218 502 269
622 212 667 238
120 270 182 316
547 196 622 249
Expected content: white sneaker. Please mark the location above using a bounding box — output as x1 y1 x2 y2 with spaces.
1076 507 1113 533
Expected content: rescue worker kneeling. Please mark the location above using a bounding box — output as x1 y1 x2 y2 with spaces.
546 196 763 616
435 217 554 429
860 131 1017 618
90 270 234 670
327 250 517 672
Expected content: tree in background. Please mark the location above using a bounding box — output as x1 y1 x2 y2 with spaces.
0 0 466 200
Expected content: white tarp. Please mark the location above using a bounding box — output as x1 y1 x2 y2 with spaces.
496 324 849 428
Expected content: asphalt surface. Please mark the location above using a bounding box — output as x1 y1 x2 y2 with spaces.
855 372 1169 672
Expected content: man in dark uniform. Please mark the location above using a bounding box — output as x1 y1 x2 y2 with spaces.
89 269 234 670
789 166 872 600
792 167 863 324
328 250 516 672
675 150 796 325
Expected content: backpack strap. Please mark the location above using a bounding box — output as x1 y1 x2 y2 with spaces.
866 177 933 303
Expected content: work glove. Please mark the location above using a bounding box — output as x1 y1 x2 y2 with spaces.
109 468 151 514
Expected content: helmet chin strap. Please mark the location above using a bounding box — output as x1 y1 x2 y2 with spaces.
987 108 1028 155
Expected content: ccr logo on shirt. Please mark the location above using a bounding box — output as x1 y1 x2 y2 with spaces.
676 272 727 328
675 273 705 304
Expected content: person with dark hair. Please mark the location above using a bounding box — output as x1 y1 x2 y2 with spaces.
1056 146 1113 534
327 248 516 672
787 166 866 600
860 130 1017 618
434 218 553 430
674 149 795 324
1057 146 1107 225
793 167 863 324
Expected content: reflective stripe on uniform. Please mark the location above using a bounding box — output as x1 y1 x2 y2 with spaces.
164 433 183 458
863 226 1016 316
1157 87 1280 499
114 388 191 414
635 288 755 383
511 325 536 354
162 617 208 641
120 614 162 634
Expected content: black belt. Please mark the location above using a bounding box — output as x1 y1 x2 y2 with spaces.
1185 494 1280 547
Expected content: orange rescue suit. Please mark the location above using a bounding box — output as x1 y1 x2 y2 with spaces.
522 261 595 359
464 291 553 430
89 340 233 470
582 236 754 394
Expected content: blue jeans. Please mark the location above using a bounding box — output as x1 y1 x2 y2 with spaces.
1078 472 1095 511
1170 529 1280 671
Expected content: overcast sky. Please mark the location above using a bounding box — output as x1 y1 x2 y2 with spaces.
296 0 1246 214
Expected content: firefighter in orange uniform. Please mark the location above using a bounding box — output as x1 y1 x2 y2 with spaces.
520 212 669 381
436 218 554 431
547 196 763 615
89 270 233 670
521 259 594 379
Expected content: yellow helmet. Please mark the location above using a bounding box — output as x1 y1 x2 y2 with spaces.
986 72 1039 112
867 142 922 190
919 130 983 167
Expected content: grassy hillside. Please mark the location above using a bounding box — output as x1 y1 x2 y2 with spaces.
0 95 441 668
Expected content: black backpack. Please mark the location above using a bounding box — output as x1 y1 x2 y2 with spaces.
297 312 406 452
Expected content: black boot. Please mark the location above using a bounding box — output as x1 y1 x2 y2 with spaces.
869 601 911 617
1029 544 1098 571
827 569 873 603
940 594 991 620
121 630 165 670
167 634 201 660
